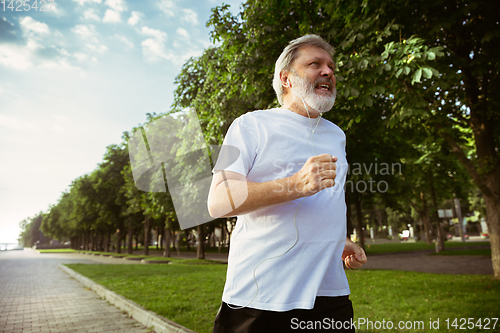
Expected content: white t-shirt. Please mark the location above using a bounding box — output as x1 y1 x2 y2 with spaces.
214 108 350 311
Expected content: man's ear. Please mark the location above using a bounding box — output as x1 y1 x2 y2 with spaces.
280 71 290 88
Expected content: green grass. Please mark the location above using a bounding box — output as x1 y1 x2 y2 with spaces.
66 264 499 333
37 248 78 253
347 270 499 332
66 263 226 333
126 245 230 254
364 241 489 254
143 256 223 265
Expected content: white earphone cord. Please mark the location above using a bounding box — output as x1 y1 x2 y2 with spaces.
227 98 322 310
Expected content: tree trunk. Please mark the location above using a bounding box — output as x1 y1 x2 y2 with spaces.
164 227 171 257
83 230 88 251
440 106 500 278
374 205 384 232
346 190 353 237
144 215 150 256
420 191 433 245
105 229 110 252
219 222 225 253
185 230 191 251
156 227 160 250
355 195 365 251
98 232 104 252
197 225 205 259
429 180 445 252
115 229 121 254
127 219 133 255
159 224 164 250
485 196 500 279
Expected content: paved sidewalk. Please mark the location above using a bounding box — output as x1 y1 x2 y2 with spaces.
0 249 151 333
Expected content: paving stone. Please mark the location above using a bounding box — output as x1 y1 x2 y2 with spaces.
0 249 152 333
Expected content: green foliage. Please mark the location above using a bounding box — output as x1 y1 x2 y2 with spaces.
19 1 499 271
18 213 49 247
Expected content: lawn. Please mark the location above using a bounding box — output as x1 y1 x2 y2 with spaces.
66 263 499 333
37 248 78 253
124 245 229 254
66 263 225 333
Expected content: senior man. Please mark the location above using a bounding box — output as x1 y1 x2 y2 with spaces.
208 34 367 333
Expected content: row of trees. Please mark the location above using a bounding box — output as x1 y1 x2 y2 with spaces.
18 0 498 277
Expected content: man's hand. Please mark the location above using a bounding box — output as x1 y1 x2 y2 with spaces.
342 238 367 269
292 154 337 197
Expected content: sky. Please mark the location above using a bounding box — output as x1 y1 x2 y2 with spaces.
0 0 244 244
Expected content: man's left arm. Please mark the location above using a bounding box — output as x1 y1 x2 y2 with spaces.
342 238 367 269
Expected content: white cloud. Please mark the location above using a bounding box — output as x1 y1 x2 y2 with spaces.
176 28 189 39
45 2 65 16
71 25 106 60
83 9 100 21
37 58 82 72
139 26 170 62
73 52 88 61
140 26 167 41
0 17 79 72
19 16 50 37
105 0 126 12
181 9 198 25
103 9 121 23
86 43 108 53
0 44 33 70
158 0 176 17
141 38 172 63
127 11 142 26
177 48 203 65
72 0 102 5
0 17 51 70
115 35 134 48
71 24 96 38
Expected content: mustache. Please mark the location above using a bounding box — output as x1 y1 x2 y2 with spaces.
315 78 334 86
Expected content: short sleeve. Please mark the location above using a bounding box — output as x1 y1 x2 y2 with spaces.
212 116 257 177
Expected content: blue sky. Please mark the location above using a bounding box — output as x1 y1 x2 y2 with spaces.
0 0 244 243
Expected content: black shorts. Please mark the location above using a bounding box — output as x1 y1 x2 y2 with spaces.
213 296 354 333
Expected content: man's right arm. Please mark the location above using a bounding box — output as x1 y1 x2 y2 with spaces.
207 154 338 218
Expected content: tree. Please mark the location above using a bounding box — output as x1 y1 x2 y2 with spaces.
19 213 48 247
93 143 130 252
369 0 500 276
189 0 500 277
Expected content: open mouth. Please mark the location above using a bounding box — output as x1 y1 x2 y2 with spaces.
315 83 331 92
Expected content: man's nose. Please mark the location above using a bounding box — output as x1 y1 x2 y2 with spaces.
320 66 336 88
321 65 334 78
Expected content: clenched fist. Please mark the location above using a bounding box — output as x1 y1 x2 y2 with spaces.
291 154 337 197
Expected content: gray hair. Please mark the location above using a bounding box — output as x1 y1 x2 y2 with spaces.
272 34 335 105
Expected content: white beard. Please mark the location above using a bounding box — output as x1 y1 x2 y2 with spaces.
289 71 336 114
